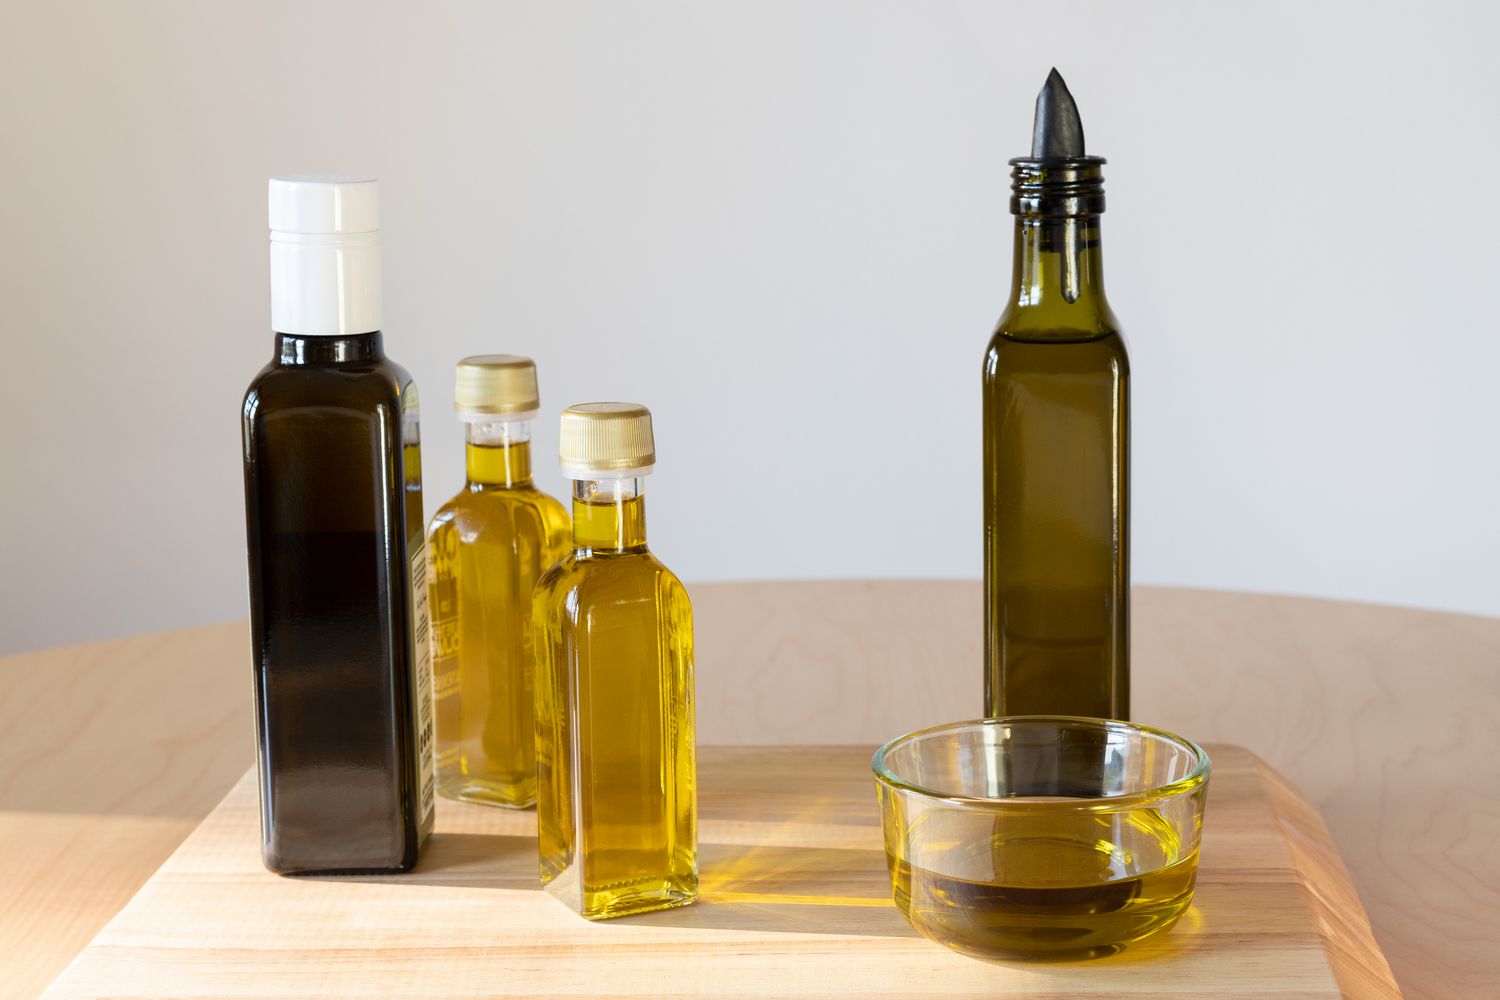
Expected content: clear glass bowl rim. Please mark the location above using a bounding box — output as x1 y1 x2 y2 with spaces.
871 715 1212 811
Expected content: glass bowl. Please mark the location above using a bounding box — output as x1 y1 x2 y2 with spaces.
872 717 1211 961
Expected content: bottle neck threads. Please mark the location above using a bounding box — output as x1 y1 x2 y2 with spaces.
1004 157 1112 321
1009 156 1105 218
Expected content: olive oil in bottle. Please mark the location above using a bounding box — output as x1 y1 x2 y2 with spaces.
427 356 569 808
983 70 1130 720
242 177 434 875
533 403 697 919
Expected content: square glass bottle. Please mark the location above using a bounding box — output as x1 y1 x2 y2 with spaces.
532 403 698 919
427 356 569 808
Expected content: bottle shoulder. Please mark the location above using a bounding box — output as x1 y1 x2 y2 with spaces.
533 551 583 609
988 316 1125 347
429 484 567 532
382 357 416 392
992 279 1123 339
984 327 1130 377
534 549 688 607
652 556 689 600
526 487 571 529
244 356 412 420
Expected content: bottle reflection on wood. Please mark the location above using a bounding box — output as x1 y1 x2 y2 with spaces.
983 70 1129 720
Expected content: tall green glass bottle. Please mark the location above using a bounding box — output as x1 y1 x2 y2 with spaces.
983 70 1129 720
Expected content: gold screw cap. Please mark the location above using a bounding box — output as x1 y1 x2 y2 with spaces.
454 355 539 417
558 402 656 477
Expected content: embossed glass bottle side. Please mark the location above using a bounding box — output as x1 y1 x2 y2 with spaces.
428 414 569 808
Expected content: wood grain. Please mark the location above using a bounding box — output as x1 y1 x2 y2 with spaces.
0 622 252 999
0 620 251 818
40 744 1396 999
694 583 1500 999
1255 759 1401 1000
1133 588 1500 1000
5 583 1496 997
0 812 196 1000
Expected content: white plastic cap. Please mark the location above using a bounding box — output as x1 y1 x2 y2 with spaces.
268 176 383 337
269 176 380 235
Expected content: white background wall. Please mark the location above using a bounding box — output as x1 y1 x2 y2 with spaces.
1 1 1496 655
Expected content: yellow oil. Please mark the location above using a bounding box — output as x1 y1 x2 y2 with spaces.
532 487 698 919
889 807 1197 960
426 438 569 808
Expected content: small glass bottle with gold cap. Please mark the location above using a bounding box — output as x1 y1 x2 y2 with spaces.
532 402 697 919
426 355 569 808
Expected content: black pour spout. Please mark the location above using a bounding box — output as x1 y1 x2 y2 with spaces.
1031 68 1085 159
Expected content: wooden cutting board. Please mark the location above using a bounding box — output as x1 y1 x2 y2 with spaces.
39 745 1397 998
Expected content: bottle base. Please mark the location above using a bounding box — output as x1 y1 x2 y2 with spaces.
438 775 537 810
577 881 699 921
264 853 419 877
277 863 418 877
547 871 700 920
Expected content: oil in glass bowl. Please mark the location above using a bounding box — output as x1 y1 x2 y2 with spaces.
874 717 1210 961
889 805 1198 959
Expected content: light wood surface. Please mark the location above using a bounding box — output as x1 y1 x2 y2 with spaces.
0 813 196 1000
0 622 254 1000
4 583 1498 997
0 620 252 818
39 744 1397 999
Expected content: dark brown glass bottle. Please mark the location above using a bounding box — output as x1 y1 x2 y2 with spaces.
983 74 1129 720
242 178 434 874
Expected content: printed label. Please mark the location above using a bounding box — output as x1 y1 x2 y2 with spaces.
410 540 436 834
428 528 461 775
